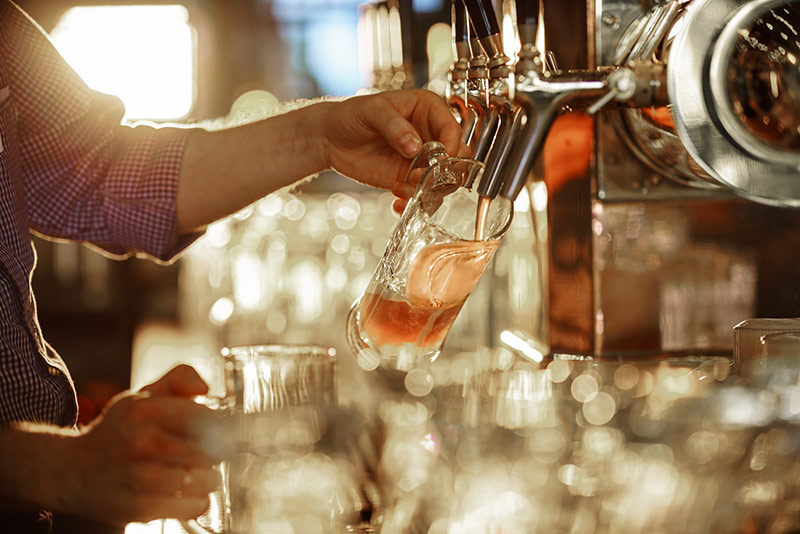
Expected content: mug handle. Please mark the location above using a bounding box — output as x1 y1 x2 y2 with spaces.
179 395 234 534
179 454 230 534
402 141 449 186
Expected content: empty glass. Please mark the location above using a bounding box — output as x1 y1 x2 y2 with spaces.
182 344 347 534
346 142 513 372
734 318 800 374
755 330 800 385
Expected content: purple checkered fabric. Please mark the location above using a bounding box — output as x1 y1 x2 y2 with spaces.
0 1 195 427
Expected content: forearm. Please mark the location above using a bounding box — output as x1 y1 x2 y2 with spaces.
0 424 75 513
176 101 333 233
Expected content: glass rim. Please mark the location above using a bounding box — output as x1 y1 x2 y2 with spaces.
760 330 800 343
416 193 514 243
409 164 514 242
222 344 336 360
734 318 800 330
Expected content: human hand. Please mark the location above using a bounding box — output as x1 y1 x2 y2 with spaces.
321 89 468 213
53 365 229 525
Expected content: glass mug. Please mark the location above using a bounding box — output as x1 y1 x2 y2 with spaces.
346 141 513 372
755 330 800 383
182 344 347 534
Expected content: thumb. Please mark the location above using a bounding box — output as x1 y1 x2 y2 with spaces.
143 365 209 398
365 101 422 158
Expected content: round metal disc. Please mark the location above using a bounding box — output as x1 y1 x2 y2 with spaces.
668 0 800 206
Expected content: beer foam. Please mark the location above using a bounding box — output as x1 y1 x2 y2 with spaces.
405 240 499 308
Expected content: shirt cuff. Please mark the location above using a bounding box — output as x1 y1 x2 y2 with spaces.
104 124 202 263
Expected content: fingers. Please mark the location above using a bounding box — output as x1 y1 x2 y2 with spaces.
456 140 472 158
116 394 233 462
391 181 415 199
128 462 221 498
379 89 463 157
129 424 220 465
133 493 211 523
131 393 218 436
411 90 464 157
363 89 462 160
143 365 209 398
363 98 422 158
392 198 409 215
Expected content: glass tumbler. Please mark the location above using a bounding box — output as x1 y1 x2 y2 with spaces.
346 142 513 372
182 344 344 534
756 330 800 384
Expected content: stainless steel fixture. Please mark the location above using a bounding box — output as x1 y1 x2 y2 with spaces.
444 0 800 361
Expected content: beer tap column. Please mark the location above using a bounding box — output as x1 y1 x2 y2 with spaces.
447 0 473 127
463 0 511 161
463 0 505 69
463 22 490 151
466 52 493 156
476 0 540 199
495 0 657 202
497 68 608 201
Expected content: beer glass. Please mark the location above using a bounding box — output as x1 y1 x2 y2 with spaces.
182 344 341 534
346 142 513 372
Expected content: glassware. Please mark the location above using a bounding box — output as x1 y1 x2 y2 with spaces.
756 330 800 385
182 344 345 534
346 142 513 372
761 331 800 359
733 318 800 374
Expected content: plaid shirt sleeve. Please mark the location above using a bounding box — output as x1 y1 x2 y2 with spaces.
6 1 199 262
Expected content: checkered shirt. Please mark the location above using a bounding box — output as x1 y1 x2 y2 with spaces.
0 1 195 427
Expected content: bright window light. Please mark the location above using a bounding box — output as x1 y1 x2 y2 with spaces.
50 5 196 121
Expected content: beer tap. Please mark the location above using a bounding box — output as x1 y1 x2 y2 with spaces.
374 2 394 91
476 0 538 198
447 0 478 139
463 0 505 70
462 0 511 162
462 22 491 151
495 61 609 201
493 1 670 202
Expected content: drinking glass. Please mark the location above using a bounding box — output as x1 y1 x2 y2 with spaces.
346 142 513 372
182 344 342 534
756 330 800 383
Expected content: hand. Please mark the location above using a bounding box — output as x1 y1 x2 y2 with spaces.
321 89 468 210
54 365 228 525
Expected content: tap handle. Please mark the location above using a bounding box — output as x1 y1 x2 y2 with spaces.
515 0 539 25
515 0 540 46
452 0 469 44
452 0 473 61
586 68 637 115
469 20 486 56
463 0 500 40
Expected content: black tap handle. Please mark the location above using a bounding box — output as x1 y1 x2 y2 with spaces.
463 0 500 39
452 0 469 43
516 0 539 46
515 0 539 26
467 20 489 57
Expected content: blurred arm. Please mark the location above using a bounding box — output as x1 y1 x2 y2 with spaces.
176 89 466 233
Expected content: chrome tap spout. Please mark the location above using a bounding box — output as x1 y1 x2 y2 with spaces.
498 49 608 201
457 0 511 153
447 0 473 127
470 60 514 163
463 52 490 151
465 72 516 192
